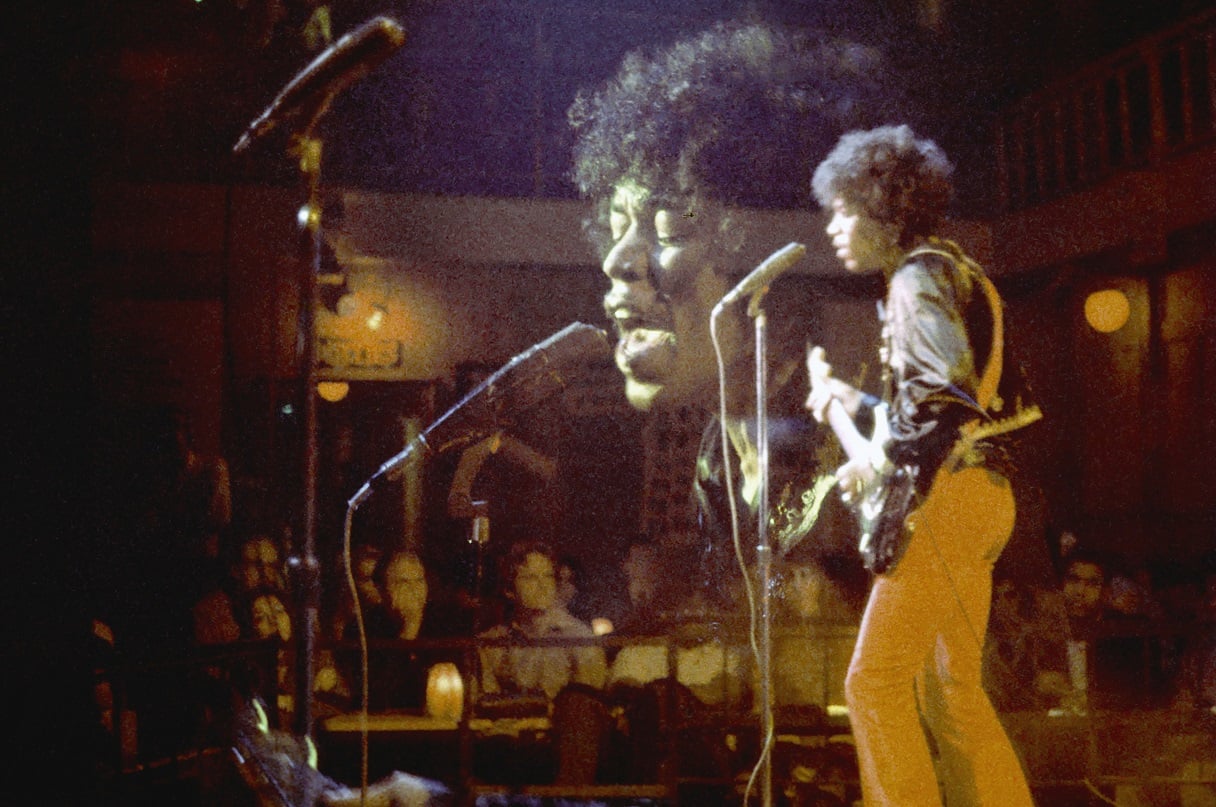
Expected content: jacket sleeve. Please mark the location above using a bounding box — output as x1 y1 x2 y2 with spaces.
883 257 980 473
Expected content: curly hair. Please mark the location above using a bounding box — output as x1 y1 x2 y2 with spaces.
811 124 954 247
568 22 893 231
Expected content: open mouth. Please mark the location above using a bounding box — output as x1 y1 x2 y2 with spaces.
608 306 676 382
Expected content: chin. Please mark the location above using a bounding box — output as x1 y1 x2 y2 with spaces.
623 377 664 411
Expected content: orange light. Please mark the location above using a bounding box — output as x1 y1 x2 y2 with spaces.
1084 289 1130 333
425 662 464 721
316 381 349 402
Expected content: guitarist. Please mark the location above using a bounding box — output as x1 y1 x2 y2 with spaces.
807 125 1039 807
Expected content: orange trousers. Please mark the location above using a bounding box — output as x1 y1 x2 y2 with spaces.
845 465 1035 806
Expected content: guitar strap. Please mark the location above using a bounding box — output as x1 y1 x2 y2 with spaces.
906 239 1004 413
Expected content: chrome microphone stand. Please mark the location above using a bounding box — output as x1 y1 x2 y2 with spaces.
746 290 776 807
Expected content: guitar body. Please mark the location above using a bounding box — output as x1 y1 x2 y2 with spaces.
815 382 920 575
855 463 918 574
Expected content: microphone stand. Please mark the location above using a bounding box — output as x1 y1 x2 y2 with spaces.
291 118 326 740
232 11 406 748
746 291 775 807
275 93 338 740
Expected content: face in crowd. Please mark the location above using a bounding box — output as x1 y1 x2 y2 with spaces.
512 551 558 614
1063 559 1105 619
251 592 291 642
384 552 428 623
239 536 284 594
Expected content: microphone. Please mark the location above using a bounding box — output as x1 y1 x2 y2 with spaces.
348 322 611 507
715 242 807 309
233 16 407 154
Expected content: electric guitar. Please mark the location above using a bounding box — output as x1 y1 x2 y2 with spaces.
820 395 917 574
807 348 917 574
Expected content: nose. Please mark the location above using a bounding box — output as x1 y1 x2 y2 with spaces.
602 222 649 283
825 214 841 238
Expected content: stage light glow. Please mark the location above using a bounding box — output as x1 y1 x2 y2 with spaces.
317 381 349 402
426 663 464 721
297 203 319 230
366 304 386 331
1085 289 1131 332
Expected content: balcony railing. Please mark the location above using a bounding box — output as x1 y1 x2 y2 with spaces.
994 7 1216 213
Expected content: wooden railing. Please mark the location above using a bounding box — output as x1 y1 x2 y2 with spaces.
994 7 1216 213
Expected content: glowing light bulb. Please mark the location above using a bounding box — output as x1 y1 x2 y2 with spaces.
317 381 349 402
1084 289 1130 333
366 305 386 331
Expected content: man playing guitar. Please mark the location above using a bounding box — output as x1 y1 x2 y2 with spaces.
808 125 1040 806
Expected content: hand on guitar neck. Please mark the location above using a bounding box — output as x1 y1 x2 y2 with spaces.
805 346 889 502
806 346 913 574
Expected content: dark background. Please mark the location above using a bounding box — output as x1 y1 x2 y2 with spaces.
10 1 1212 796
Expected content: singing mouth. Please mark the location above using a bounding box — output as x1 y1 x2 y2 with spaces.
609 305 667 335
606 304 676 381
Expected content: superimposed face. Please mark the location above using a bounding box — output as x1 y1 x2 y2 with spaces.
825 197 902 275
601 182 738 410
513 551 557 613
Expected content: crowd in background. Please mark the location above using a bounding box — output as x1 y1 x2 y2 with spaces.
88 483 1216 801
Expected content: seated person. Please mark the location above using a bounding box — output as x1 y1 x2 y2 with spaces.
608 545 749 710
770 558 859 720
982 576 1039 714
331 542 384 641
476 541 608 784
248 587 350 726
478 542 607 701
1026 550 1175 713
346 549 468 713
601 538 752 785
194 533 286 646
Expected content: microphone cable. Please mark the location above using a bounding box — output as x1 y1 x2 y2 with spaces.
709 304 772 807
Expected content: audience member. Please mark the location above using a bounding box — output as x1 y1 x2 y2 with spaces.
982 576 1038 713
1026 550 1177 713
771 558 858 716
478 542 608 699
1105 563 1165 620
555 552 596 625
193 532 285 645
1025 551 1108 714
165 410 232 569
619 540 661 627
346 549 468 713
607 539 750 709
476 541 608 784
331 541 383 641
1180 567 1216 711
98 407 233 647
245 584 350 726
